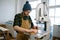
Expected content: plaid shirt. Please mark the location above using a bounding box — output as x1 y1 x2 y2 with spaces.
13 13 34 28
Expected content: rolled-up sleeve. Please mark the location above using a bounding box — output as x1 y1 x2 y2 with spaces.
13 14 21 27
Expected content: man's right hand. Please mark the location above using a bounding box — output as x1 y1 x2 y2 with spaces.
25 29 33 33
26 29 37 34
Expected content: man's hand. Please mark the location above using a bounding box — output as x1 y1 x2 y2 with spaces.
25 29 37 35
26 29 37 34
30 29 38 34
25 29 34 33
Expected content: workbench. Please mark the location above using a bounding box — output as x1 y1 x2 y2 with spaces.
0 27 9 40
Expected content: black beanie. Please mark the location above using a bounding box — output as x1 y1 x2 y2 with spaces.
23 1 32 11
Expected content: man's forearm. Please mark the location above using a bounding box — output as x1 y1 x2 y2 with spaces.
13 26 28 33
13 26 38 34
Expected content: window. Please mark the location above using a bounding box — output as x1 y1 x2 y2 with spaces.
55 18 60 24
55 8 60 17
49 0 60 25
49 8 55 25
55 8 60 24
56 0 60 5
49 17 55 26
49 0 60 6
49 8 55 16
49 0 55 6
